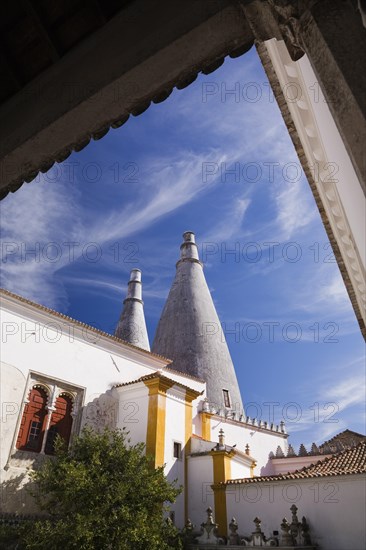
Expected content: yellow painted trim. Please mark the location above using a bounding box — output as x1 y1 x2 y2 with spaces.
185 388 202 402
210 450 233 537
212 484 227 537
185 403 193 455
144 377 174 468
201 412 211 440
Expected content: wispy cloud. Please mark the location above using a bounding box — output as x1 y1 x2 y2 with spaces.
274 177 317 240
0 176 82 309
202 198 251 243
287 356 365 446
0 149 227 309
85 150 226 245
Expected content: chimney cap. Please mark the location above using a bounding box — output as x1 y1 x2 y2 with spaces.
182 231 195 243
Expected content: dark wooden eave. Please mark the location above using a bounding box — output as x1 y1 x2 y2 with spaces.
0 0 254 200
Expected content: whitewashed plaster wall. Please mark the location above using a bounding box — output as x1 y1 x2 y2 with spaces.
271 455 332 474
187 454 214 527
0 298 169 512
113 383 149 447
225 474 366 550
164 388 187 526
208 417 288 474
230 454 252 480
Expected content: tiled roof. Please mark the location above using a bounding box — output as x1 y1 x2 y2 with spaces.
318 429 366 452
225 441 366 485
0 288 171 361
273 430 366 459
164 366 205 384
113 371 203 396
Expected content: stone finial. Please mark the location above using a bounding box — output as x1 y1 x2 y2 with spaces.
229 517 239 534
280 518 293 546
181 518 195 542
287 444 296 457
245 443 250 456
185 518 194 532
298 443 308 456
275 445 285 458
229 517 240 545
301 517 312 545
310 442 319 455
290 505 299 524
195 507 224 545
202 399 210 412
218 428 225 449
291 505 306 546
280 420 287 434
253 517 262 533
240 517 277 547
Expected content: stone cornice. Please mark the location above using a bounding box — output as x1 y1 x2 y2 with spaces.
258 39 366 338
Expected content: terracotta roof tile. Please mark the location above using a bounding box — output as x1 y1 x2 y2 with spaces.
113 371 203 396
225 441 366 485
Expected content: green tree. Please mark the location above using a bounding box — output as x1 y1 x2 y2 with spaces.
22 428 182 550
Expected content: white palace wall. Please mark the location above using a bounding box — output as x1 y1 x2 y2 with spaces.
225 474 366 550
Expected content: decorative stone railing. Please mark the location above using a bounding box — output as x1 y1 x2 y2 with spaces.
273 440 352 458
201 401 287 435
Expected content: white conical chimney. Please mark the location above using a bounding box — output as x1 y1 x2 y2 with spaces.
115 269 150 351
152 232 243 412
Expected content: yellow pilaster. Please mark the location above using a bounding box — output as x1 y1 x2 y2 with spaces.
144 377 174 468
201 412 212 440
210 450 234 537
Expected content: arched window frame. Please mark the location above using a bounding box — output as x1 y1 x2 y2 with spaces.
14 375 83 457
15 384 50 452
44 391 75 455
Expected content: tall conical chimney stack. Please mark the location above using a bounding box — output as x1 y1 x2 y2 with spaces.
152 232 243 412
115 269 150 351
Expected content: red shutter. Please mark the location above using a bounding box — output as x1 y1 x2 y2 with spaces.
16 387 48 452
45 394 73 455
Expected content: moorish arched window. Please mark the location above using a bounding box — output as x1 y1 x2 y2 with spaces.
16 386 48 452
44 393 74 455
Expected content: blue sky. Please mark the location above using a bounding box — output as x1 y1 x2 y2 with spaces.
1 46 365 450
